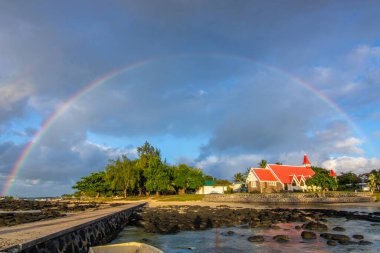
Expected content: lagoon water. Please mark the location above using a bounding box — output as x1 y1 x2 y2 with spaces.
111 204 380 253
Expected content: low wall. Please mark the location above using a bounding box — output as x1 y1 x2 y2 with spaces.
3 203 145 253
203 192 376 203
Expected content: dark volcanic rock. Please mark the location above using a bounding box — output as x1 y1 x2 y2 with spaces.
352 234 364 240
326 240 337 246
222 231 235 236
247 235 265 243
320 233 350 244
301 231 316 240
273 235 290 243
302 221 328 231
332 226 345 232
358 240 373 245
129 205 380 237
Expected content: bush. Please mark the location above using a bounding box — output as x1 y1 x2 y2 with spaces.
224 186 234 194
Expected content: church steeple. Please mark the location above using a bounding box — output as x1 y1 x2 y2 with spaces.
303 154 311 167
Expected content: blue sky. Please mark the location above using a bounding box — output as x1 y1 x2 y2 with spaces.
1 0 380 196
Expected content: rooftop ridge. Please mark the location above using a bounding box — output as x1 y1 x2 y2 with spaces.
267 164 309 168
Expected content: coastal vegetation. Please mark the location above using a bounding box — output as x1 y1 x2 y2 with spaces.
72 142 205 198
306 166 338 192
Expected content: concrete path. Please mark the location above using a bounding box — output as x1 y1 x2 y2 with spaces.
0 202 146 251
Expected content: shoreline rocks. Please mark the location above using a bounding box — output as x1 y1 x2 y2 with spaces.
273 235 290 243
0 199 121 227
129 205 379 235
301 231 317 239
301 221 328 231
247 235 264 243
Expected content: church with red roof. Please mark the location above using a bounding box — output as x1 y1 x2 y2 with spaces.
246 155 316 193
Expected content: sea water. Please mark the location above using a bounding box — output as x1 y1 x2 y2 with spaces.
111 205 380 253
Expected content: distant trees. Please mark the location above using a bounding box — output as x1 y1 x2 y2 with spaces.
337 172 362 186
72 171 110 198
72 141 206 198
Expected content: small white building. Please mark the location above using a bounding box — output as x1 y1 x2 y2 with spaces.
196 180 229 194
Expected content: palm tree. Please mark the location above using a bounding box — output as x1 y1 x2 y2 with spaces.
233 172 244 183
258 160 267 168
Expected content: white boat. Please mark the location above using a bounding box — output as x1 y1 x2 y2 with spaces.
88 242 164 253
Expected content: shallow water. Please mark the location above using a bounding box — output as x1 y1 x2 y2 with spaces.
111 204 380 253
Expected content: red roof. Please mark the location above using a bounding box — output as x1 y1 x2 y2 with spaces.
329 170 337 177
268 164 315 184
303 154 311 165
252 168 278 181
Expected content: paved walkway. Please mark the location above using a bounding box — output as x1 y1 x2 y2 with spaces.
0 202 146 250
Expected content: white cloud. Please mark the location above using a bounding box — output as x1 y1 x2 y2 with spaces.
350 45 380 63
0 81 34 111
196 153 262 179
334 137 364 154
322 156 380 174
24 178 41 186
71 140 137 160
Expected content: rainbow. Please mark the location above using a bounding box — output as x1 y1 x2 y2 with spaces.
1 54 367 196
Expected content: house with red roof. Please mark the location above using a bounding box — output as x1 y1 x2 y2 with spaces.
246 155 316 193
246 168 283 193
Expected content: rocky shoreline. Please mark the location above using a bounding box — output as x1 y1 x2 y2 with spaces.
129 205 380 247
0 199 124 227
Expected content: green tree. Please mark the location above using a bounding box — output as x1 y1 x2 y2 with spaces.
311 166 330 175
105 155 140 198
306 172 338 193
137 141 161 168
367 169 380 191
136 141 161 195
233 172 245 183
367 173 377 192
337 172 362 186
173 164 204 194
72 171 110 198
258 160 267 168
144 156 174 196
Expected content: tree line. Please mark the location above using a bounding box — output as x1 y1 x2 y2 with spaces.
72 142 206 198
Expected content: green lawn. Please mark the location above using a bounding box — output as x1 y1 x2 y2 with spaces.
372 192 380 202
154 194 204 202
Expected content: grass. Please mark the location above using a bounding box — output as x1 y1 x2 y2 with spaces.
154 194 204 202
119 196 150 201
372 192 380 202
